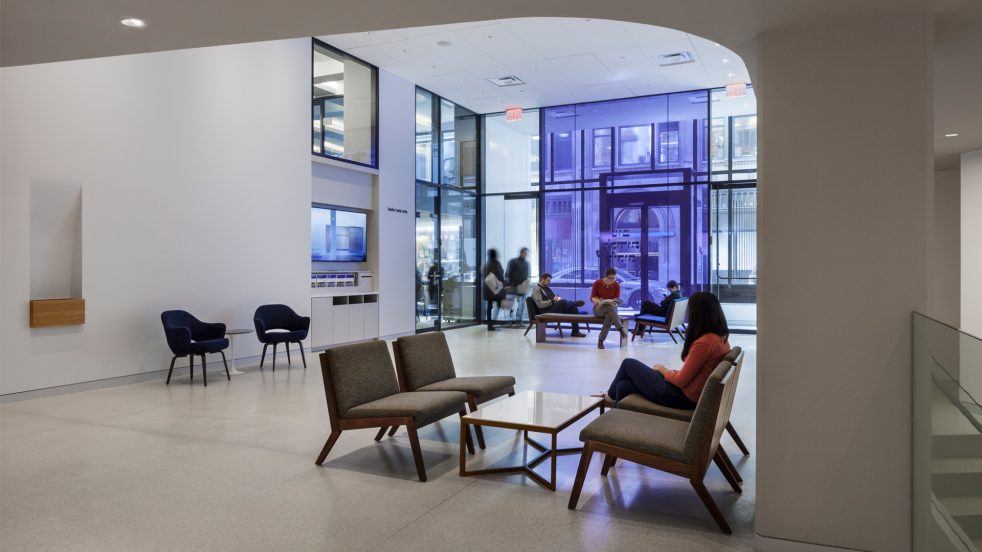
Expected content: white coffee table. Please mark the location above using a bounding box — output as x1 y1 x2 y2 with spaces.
225 328 254 375
459 391 604 491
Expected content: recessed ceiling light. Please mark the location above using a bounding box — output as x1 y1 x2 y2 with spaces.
727 72 735 77
120 18 145 28
944 133 959 137
722 58 731 63
436 40 452 47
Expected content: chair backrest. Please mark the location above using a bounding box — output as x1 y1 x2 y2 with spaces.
526 296 541 318
254 304 299 332
161 310 198 353
320 341 400 416
668 298 688 329
680 346 744 471
393 332 457 391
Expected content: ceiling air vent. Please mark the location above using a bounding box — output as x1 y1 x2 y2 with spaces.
657 52 695 66
488 75 526 87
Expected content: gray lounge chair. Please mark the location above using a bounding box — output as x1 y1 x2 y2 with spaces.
390 332 516 450
315 340 473 482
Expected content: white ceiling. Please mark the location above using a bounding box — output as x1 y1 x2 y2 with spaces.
319 18 750 114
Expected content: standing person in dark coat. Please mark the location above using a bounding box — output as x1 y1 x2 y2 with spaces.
505 247 532 323
640 280 683 317
482 249 507 331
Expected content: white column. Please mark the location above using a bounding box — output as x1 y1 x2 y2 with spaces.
755 12 933 552
961 149 982 336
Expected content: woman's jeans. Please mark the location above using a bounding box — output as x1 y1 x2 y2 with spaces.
606 358 696 409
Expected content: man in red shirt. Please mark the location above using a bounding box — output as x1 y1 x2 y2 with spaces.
590 268 627 349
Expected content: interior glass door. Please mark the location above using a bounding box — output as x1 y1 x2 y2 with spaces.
415 184 439 330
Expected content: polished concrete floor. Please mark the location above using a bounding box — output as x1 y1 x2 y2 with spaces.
0 326 757 551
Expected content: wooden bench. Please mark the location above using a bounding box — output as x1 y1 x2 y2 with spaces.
533 313 626 343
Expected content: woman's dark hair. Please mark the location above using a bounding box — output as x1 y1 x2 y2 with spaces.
681 291 729 361
487 249 498 261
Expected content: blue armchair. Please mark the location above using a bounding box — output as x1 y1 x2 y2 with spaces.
160 310 230 386
254 304 310 371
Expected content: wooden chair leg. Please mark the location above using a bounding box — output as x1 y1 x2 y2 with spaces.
374 427 388 441
259 344 268 368
568 442 594 509
467 396 486 450
524 322 534 336
718 444 743 482
315 431 341 465
600 453 616 476
388 426 398 436
714 453 742 493
201 354 208 387
166 356 177 385
668 329 678 344
690 479 732 534
459 411 475 455
298 342 307 369
272 343 278 372
727 422 751 455
285 341 292 365
219 351 230 380
189 354 194 381
406 423 428 482
631 323 640 342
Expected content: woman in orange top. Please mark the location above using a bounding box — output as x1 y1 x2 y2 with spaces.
604 292 730 409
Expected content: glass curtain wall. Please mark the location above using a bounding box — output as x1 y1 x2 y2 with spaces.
415 87 480 331
483 110 541 324
709 85 758 330
312 40 378 167
539 91 711 311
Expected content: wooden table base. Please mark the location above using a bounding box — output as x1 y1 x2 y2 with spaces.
459 427 584 491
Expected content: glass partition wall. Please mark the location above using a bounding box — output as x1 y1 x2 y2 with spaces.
482 110 541 324
415 87 480 331
539 91 712 310
709 85 757 329
479 88 757 330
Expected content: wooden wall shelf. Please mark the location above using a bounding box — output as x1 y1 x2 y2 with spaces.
30 298 85 328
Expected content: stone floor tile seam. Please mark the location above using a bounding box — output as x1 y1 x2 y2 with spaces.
361 476 480 552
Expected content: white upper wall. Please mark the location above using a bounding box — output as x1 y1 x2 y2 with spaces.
0 39 312 395
930 170 960 327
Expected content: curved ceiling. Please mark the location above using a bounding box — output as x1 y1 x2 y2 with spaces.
1 0 978 167
320 18 750 114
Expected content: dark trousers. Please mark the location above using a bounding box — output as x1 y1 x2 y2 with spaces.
542 300 580 332
607 358 696 409
486 298 500 328
640 300 668 317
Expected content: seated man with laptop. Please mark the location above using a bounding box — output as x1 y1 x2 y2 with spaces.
531 273 587 338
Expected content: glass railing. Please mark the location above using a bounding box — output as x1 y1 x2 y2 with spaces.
913 313 982 552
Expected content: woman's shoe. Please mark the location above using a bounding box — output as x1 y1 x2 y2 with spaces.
488 326 497 331
598 340 605 349
589 392 617 408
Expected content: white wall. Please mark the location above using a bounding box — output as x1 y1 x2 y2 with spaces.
0 39 312 395
931 170 960 327
962 150 982 337
756 12 932 552
375 70 417 338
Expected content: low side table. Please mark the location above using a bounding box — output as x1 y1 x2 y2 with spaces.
459 391 603 491
225 328 255 375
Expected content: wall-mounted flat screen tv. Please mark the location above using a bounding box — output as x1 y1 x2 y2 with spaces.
311 205 367 262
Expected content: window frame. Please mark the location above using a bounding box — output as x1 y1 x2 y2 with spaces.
311 38 380 169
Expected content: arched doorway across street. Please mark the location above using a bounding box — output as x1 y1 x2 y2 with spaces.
598 170 707 311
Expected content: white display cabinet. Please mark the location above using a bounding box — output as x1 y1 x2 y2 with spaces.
310 292 379 351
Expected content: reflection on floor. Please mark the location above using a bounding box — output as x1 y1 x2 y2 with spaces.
0 327 757 552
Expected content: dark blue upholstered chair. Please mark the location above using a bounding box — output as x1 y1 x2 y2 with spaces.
160 310 230 386
254 304 310 371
